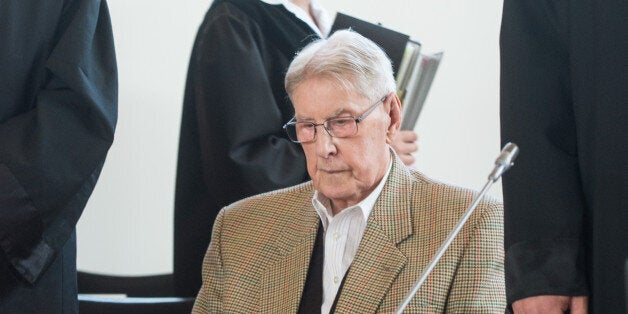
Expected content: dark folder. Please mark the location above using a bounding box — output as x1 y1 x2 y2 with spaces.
330 12 442 130
330 12 410 76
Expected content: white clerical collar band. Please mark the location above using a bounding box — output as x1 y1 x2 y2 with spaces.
259 0 331 38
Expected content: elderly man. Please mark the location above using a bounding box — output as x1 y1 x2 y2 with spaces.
193 30 505 313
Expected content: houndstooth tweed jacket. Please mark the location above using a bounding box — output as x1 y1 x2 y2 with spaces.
193 154 506 313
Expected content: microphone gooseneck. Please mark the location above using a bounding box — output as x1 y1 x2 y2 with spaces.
396 143 519 313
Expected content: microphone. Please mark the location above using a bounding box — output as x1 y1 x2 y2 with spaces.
488 142 519 182
396 143 519 313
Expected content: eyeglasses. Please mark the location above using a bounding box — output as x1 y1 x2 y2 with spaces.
283 95 388 144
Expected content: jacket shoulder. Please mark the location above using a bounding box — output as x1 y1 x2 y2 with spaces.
406 169 502 234
409 169 502 207
220 181 314 226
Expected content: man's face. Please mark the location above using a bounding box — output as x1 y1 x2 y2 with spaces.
291 76 398 212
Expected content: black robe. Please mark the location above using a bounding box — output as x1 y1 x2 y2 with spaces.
500 0 627 312
0 0 117 312
174 0 319 297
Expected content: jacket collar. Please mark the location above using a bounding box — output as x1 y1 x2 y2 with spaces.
259 190 319 312
333 152 414 312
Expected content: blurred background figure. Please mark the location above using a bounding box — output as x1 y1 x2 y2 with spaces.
500 0 628 312
0 0 117 312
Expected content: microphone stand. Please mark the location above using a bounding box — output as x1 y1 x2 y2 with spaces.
396 143 519 313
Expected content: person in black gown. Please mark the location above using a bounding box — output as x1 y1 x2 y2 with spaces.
0 0 118 312
500 0 627 312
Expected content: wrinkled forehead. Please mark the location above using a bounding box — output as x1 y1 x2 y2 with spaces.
292 75 371 120
292 71 371 100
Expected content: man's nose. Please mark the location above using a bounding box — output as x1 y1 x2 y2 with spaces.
315 125 337 158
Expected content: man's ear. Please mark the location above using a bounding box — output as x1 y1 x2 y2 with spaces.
385 92 402 144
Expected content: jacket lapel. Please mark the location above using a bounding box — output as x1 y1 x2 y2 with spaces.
334 154 415 313
259 199 320 313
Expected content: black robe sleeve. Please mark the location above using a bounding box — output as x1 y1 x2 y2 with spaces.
0 0 117 284
499 0 589 303
193 9 307 193
499 0 628 311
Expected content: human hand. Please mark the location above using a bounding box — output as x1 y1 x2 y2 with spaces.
512 295 588 314
391 130 418 166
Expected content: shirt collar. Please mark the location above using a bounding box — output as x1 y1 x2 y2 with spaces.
259 0 331 38
312 157 393 229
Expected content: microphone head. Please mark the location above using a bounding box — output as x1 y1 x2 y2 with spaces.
488 142 519 182
497 142 519 167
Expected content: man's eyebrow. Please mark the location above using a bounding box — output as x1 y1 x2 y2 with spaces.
295 108 351 121
327 108 349 119
294 115 315 121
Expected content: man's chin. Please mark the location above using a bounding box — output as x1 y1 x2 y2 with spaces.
318 186 354 203
315 175 349 190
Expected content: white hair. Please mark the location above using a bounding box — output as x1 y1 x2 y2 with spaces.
285 29 396 103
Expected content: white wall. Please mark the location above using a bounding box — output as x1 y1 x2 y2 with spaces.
77 0 504 275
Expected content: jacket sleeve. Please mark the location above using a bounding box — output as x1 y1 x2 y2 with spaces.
0 0 117 284
192 209 226 313
446 200 507 312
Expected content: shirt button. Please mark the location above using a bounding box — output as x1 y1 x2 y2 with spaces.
333 276 340 284
333 232 340 240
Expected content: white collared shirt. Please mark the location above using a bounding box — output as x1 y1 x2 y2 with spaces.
312 159 393 314
259 0 331 38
